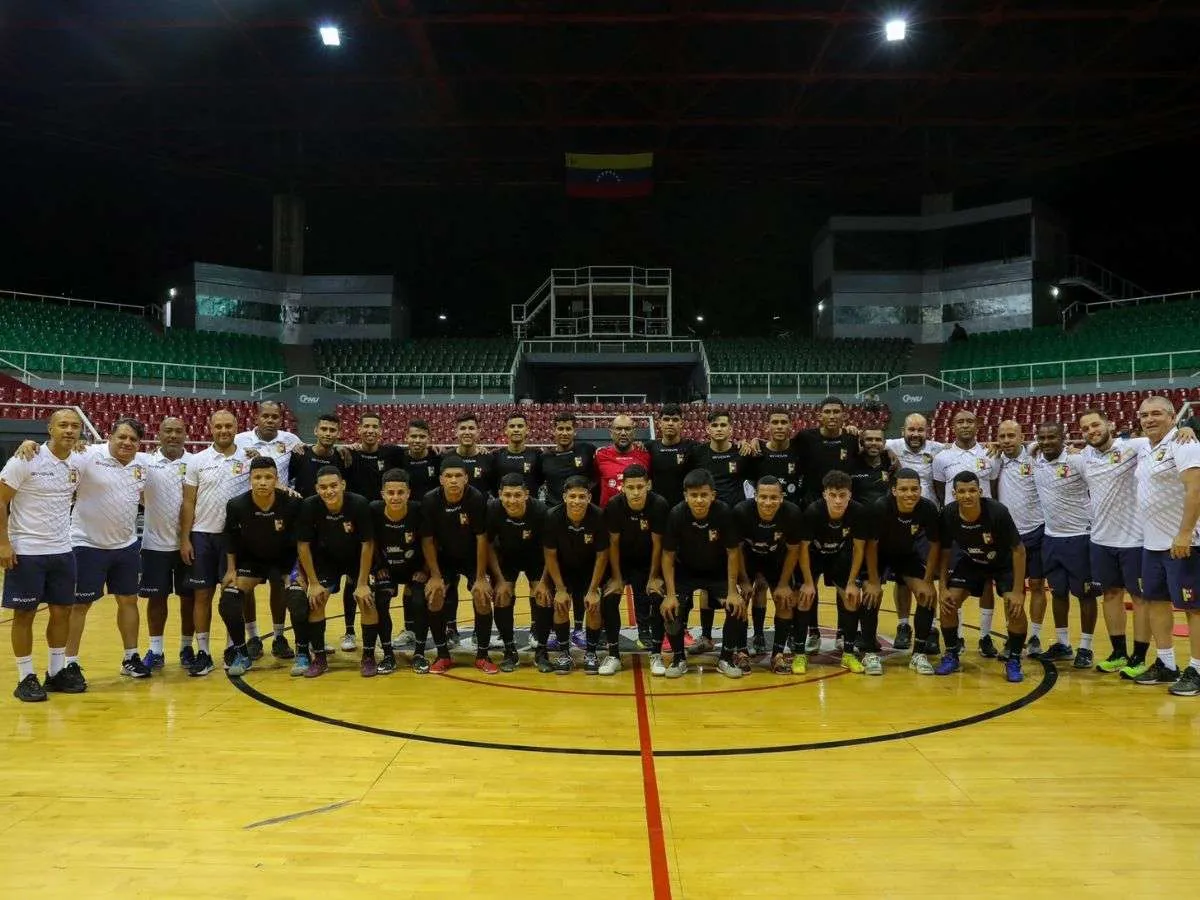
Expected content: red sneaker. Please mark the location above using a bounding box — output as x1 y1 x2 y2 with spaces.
474 656 500 675
429 656 454 674
303 654 329 678
683 630 695 648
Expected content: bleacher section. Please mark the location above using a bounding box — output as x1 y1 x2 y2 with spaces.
0 298 284 383
0 383 295 443
941 298 1200 384
333 401 890 444
931 387 1197 443
705 337 911 391
314 338 517 388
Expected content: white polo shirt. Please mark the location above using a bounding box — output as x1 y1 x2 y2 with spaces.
0 443 79 555
235 429 302 487
1081 438 1147 548
931 442 998 500
1031 451 1092 538
70 445 152 550
142 449 193 552
994 448 1045 536
185 444 252 534
885 438 947 502
1137 429 1200 552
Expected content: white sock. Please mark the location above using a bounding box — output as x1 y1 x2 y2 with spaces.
150 636 164 654
1190 658 1200 673
897 617 910 628
181 634 194 650
1158 647 1176 670
956 609 965 639
65 656 79 667
123 648 137 661
196 633 210 654
1030 622 1042 639
15 655 33 679
48 647 65 676
1079 633 1093 650
980 609 994 636
1055 627 1069 646
273 623 285 638
247 621 260 639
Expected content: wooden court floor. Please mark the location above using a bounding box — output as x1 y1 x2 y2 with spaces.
1 582 1199 899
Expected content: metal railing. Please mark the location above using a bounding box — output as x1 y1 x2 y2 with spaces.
856 373 972 398
1060 287 1200 327
0 287 148 316
252 374 366 400
1059 254 1149 302
708 371 889 400
574 394 649 404
0 402 102 442
550 266 672 288
520 338 700 354
333 371 515 400
941 348 1200 392
0 348 283 394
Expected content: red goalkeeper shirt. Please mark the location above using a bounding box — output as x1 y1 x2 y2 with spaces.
594 444 652 506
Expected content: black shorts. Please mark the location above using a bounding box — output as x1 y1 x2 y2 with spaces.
501 563 545 584
947 560 1014 598
316 568 359 593
674 573 730 608
743 554 785 587
810 551 851 589
878 552 927 584
236 555 298 582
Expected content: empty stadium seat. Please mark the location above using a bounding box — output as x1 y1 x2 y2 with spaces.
704 337 911 392
314 338 517 388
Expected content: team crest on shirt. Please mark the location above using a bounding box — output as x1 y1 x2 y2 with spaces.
68 469 78 484
1155 449 1167 461
1056 464 1071 478
676 453 686 466
1109 450 1122 465
880 471 889 482
728 461 737 473
574 456 583 468
426 466 435 477
343 521 354 533
523 462 531 473
708 529 719 542
922 453 932 463
584 533 593 544
840 448 848 460
787 462 795 474
274 520 284 532
474 467 483 478
404 532 414 544
459 513 469 525
911 524 919 535
639 519 649 531
178 462 187 476
982 532 993 544
377 459 385 471
1019 462 1033 477
842 527 850 537
131 465 144 481
774 531 783 541
975 459 988 471
522 529 532 541
231 461 245 475
274 441 286 454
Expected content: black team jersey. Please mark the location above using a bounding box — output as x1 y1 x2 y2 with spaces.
292 449 349 499
346 445 405 502
541 443 596 505
644 438 697 506
663 500 739 578
801 499 871 561
868 495 942 561
850 457 892 505
454 448 497 496
224 489 301 565
370 499 424 580
940 498 1019 571
690 442 750 507
792 428 860 502
486 497 548 580
296 492 374 575
734 498 803 575
603 492 670 571
543 503 610 577
751 444 804 502
421 485 488 571
491 447 543 494
399 449 441 499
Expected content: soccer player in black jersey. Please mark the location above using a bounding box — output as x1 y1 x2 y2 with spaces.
486 473 550 672
864 468 942 676
398 420 441 501
370 469 426 674
603 464 669 657
291 414 350 498
661 469 746 679
543 476 614 675
751 408 804 502
541 412 595 506
295 466 376 678
221 457 302 676
491 412 542 495
936 471 1027 682
420 455 494 673
735 476 802 673
451 413 496 497
645 403 696 507
797 470 873 674
850 427 892 504
345 412 404 502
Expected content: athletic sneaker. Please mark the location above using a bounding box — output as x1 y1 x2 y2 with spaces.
445 628 462 649
598 656 622 676
340 632 357 652
61 661 87 693
246 636 264 660
499 650 520 673
1041 642 1074 662
649 654 667 676
730 650 750 674
546 633 560 651
909 653 935 675
752 633 767 656
377 654 398 675
271 635 295 659
772 652 791 674
664 659 689 679
934 654 962 676
393 630 416 649
791 654 808 675
840 652 864 674
179 646 196 669
360 656 378 678
412 654 433 674
683 630 695 649
474 657 499 675
1005 657 1024 683
187 651 215 678
535 653 555 674
1025 635 1042 657
141 650 165 672
863 652 883 676
1134 659 1180 686
1167 666 1200 697
290 651 311 677
978 635 998 659
893 623 913 651
1072 648 1094 670
13 674 46 703
1096 652 1128 674
304 654 329 678
583 652 600 675
925 630 940 656
716 658 744 679
458 635 478 653
1119 659 1150 680
429 655 453 674
570 629 588 650
226 650 252 678
691 636 716 654
636 627 651 650
553 653 574 675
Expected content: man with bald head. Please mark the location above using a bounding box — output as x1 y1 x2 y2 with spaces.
932 410 997 504
995 419 1050 657
594 414 651 507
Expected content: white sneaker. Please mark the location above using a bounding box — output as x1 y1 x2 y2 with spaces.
340 632 357 652
598 656 622 676
457 635 477 653
392 630 415 649
716 658 744 679
908 652 935 675
863 652 883 676
649 653 667 676
803 631 822 654
664 659 689 679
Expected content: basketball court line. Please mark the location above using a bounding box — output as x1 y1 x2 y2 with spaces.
244 799 357 830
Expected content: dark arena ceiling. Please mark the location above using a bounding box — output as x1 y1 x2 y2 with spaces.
4 1 1200 193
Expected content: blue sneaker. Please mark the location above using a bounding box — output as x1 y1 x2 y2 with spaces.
179 646 195 669
226 650 253 677
934 654 961 676
570 628 587 650
290 651 311 677
142 650 165 671
546 634 561 652
1005 657 1024 683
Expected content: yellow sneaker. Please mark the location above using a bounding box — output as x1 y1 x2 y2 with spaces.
841 652 865 674
791 654 808 675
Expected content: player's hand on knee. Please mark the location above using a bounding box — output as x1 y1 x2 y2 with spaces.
532 580 552 608
772 583 794 609
862 580 882 608
426 576 446 603
603 577 623 597
354 583 374 609
660 594 679 621
584 588 601 613
724 595 747 620
307 583 329 610
221 568 237 591
495 580 514 608
843 583 862 611
470 579 493 606
1004 590 1025 618
0 543 16 570
553 587 571 611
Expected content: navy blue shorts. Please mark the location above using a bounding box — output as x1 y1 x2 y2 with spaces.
1089 542 1142 593
139 548 194 600
1140 548 1200 610
74 542 141 602
1020 525 1045 580
186 532 228 590
1041 533 1097 599
947 560 1014 598
237 555 298 582
2 552 77 610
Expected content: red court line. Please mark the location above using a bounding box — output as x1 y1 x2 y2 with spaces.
632 653 673 900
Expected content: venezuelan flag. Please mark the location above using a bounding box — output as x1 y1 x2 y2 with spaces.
565 152 654 198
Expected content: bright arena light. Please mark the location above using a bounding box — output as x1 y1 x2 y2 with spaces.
167 287 177 299
695 314 705 323
437 313 447 321
817 301 826 312
1050 285 1061 298
319 25 341 47
885 18 907 42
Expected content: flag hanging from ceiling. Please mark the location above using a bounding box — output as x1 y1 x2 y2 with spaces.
565 152 654 198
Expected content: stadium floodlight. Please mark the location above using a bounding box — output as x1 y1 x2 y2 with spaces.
167 287 177 299
817 301 826 312
695 314 705 323
319 25 341 47
438 313 447 321
1050 285 1060 298
885 18 907 42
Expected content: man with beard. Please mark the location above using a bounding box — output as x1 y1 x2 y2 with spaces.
849 426 892 505
491 412 543 495
235 401 303 488
595 414 651 507
540 411 596 506
994 420 1049 659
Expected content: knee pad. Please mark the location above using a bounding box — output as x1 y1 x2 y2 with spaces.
285 583 309 623
218 586 243 622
